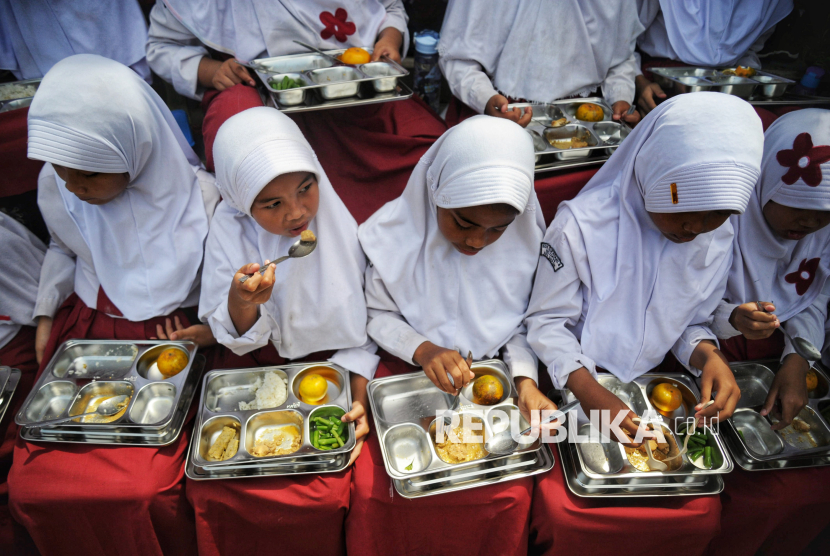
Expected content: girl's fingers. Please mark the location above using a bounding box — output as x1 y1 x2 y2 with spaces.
165 318 175 338
174 315 184 331
760 385 779 417
232 62 255 85
348 438 364 466
155 324 165 339
434 364 455 394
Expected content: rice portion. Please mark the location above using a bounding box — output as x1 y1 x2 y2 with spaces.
0 83 37 101
239 371 288 410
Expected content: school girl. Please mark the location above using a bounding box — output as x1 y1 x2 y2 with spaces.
145 0 447 222
704 109 830 556
191 106 379 556
523 92 764 556
346 116 546 555
439 0 644 127
7 54 218 556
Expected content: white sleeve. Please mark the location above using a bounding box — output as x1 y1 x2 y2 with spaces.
439 58 498 115
146 1 209 100
710 300 741 339
364 263 430 365
34 238 76 319
329 339 380 381
206 298 274 356
781 290 830 367
502 326 539 384
525 216 597 390
378 0 410 55
602 51 638 106
671 325 718 377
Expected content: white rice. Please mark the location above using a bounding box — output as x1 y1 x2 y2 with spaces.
239 371 288 410
0 83 37 101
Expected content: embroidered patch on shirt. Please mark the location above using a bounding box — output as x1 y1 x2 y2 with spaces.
540 242 564 272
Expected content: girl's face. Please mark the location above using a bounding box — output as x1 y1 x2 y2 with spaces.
648 210 735 243
437 203 518 256
53 164 130 205
251 171 319 237
763 200 830 241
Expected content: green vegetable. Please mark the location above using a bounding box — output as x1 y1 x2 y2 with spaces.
332 429 344 448
688 449 704 462
738 429 745 441
270 76 305 90
318 438 338 446
405 459 414 471
312 430 319 448
704 446 713 469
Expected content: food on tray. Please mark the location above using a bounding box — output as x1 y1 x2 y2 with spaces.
156 348 188 378
270 76 306 90
433 419 487 464
252 427 302 457
679 425 711 466
339 47 371 65
208 425 239 461
239 371 288 410
625 438 671 472
311 408 348 450
299 373 328 404
471 375 503 405
300 229 316 242
550 117 568 128
78 394 130 424
806 369 818 391
792 418 811 432
575 103 604 122
550 137 589 149
650 382 683 412
0 83 37 101
723 66 756 77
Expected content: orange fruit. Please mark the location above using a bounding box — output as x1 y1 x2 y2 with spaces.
472 375 504 405
806 370 818 392
339 47 371 65
650 383 683 412
156 348 188 378
734 66 756 78
575 103 604 122
299 373 328 404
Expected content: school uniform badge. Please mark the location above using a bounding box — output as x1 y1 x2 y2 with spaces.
540 242 564 272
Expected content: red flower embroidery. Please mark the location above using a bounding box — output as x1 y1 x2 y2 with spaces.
319 9 356 43
776 133 830 187
785 257 821 296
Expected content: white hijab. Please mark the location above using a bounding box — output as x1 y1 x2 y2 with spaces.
162 0 398 63
0 213 46 330
558 93 763 379
359 116 545 358
637 0 793 67
27 54 209 321
0 0 148 80
201 107 371 359
726 109 830 322
439 0 643 103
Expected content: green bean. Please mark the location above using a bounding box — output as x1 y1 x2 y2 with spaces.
318 438 338 446
704 446 713 469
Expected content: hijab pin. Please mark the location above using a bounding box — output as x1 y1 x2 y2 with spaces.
670 182 679 204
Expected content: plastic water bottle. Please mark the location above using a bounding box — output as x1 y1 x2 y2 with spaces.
413 30 441 113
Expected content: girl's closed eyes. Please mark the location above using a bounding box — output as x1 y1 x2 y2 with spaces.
251 171 319 237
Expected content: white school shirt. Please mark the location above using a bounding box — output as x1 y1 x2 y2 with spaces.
0 213 46 349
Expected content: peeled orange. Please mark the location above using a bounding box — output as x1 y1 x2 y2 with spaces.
575 103 604 122
156 348 188 378
339 47 371 65
650 383 682 412
299 373 328 404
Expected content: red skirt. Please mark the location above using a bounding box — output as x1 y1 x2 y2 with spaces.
201 84 448 224
345 352 534 556
530 464 721 556
0 326 40 555
0 107 43 199
8 294 202 556
186 343 351 556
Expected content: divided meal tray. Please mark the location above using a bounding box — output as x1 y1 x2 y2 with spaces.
0 366 22 425
0 78 41 113
650 67 794 99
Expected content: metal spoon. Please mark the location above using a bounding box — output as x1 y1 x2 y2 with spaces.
642 434 669 471
238 236 318 283
485 399 581 455
30 395 129 429
756 302 821 361
443 351 473 425
234 59 272 73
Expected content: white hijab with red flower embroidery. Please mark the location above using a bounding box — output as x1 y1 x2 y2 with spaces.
161 0 400 63
726 109 830 322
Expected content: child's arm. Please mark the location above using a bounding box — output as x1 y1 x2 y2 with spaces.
371 0 408 63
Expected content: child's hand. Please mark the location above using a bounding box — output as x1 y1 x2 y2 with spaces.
413 341 475 394
371 28 404 63
611 101 640 125
212 58 256 90
760 354 809 430
35 315 53 365
635 75 667 114
567 368 647 446
232 262 276 306
730 301 778 339
695 343 741 426
151 315 217 348
344 374 371 466
516 377 563 437
484 94 533 127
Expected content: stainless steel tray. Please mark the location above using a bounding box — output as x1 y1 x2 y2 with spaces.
253 48 412 112
17 340 198 432
191 363 355 468
558 440 724 498
651 67 793 99
0 78 41 113
558 373 733 481
510 98 630 171
393 443 554 498
720 361 830 466
368 360 544 482
17 354 204 446
0 367 22 424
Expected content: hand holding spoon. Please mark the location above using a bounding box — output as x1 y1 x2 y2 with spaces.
238 235 317 283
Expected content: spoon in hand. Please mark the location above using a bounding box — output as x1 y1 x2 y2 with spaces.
238 235 318 283
756 302 821 361
444 351 473 425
